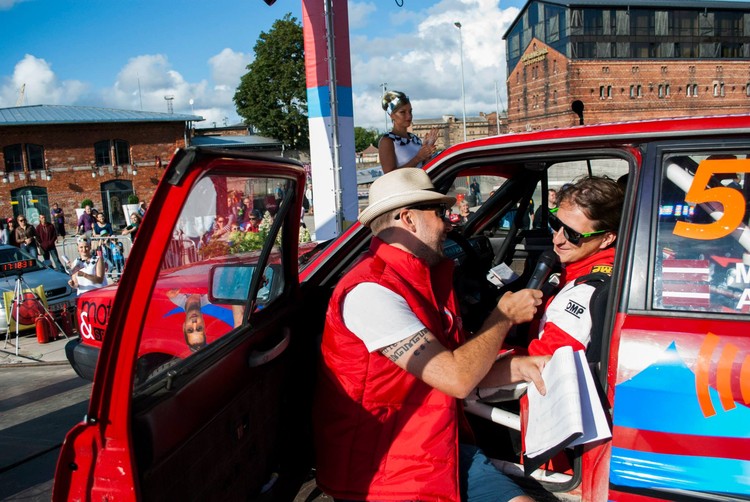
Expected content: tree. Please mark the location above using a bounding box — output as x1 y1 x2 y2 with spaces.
354 127 381 153
234 14 308 150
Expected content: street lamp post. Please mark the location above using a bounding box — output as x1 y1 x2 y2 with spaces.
380 82 388 132
454 22 467 143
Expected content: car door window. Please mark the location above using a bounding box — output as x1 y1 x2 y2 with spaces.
654 152 750 313
134 173 293 386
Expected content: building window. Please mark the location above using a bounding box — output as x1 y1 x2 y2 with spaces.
607 85 612 98
630 85 635 98
2 143 45 173
630 9 654 36
26 144 44 170
602 66 609 74
658 85 664 98
553 60 558 73
94 140 111 167
632 66 639 74
746 84 750 97
686 84 692 97
600 86 606 99
3 144 23 172
665 84 670 97
113 139 131 165
553 89 558 102
693 84 698 96
94 139 131 167
637 85 643 97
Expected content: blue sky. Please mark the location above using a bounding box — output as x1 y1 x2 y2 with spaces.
0 0 526 130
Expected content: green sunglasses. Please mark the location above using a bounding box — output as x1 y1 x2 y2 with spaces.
548 207 609 245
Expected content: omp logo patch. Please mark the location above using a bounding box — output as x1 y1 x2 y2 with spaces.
591 265 612 275
565 299 586 318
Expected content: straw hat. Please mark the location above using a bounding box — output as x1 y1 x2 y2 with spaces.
358 168 455 227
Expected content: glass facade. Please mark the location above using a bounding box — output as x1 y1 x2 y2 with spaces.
506 1 750 71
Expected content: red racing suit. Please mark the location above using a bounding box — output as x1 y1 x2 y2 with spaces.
314 238 471 501
528 247 614 356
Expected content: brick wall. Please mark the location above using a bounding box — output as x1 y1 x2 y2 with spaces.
508 39 750 132
0 121 188 231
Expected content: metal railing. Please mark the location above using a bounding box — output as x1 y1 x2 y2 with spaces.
58 235 133 283
163 237 199 269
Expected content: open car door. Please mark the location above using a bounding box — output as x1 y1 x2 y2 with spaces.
54 149 313 500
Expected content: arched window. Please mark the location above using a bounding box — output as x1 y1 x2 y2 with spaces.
10 186 49 224
95 140 111 166
101 179 134 229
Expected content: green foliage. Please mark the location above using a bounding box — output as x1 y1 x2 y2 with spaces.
127 194 139 204
354 127 381 153
234 13 308 150
80 199 93 208
200 210 310 260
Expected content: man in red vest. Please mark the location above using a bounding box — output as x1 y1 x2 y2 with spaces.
315 168 548 501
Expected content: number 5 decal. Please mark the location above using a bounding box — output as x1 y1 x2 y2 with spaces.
674 159 750 240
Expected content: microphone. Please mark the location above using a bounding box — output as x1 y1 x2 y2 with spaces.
526 250 559 290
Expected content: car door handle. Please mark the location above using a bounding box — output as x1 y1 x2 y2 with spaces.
248 330 290 368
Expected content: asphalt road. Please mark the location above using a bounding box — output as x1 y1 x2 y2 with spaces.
0 364 91 501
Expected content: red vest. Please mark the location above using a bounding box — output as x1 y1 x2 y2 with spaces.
314 238 468 501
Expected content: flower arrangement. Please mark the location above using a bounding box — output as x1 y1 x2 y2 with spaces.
199 210 311 259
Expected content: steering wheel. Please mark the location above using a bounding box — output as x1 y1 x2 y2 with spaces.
446 229 498 333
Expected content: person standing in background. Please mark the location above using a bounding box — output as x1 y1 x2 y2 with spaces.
36 214 63 269
15 215 38 259
77 204 95 237
0 220 9 246
51 202 66 239
6 218 17 247
533 189 558 229
121 212 141 242
378 90 438 173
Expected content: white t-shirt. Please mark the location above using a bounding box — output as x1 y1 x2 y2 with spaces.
342 282 425 352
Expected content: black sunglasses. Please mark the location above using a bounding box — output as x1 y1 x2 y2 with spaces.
394 203 449 221
548 208 609 245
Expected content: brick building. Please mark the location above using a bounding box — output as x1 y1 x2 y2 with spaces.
0 105 202 231
504 0 750 132
411 113 499 150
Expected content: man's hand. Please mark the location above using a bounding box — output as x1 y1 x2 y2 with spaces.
510 355 550 395
497 289 543 325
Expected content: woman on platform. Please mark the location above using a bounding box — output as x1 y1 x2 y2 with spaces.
378 90 438 174
68 236 107 295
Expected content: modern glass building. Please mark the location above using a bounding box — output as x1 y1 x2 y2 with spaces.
504 0 750 73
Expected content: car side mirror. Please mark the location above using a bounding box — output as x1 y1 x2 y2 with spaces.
209 264 255 304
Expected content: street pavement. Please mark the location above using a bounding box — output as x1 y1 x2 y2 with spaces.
0 364 91 500
1 331 71 366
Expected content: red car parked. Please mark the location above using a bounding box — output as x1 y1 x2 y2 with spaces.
55 117 750 501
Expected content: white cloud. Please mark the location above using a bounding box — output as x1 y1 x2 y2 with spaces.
103 52 247 127
347 1 377 30
208 48 251 89
349 0 518 131
0 54 87 106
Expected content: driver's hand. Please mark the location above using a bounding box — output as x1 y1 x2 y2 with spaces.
497 289 543 325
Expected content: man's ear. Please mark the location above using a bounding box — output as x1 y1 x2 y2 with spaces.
601 232 616 249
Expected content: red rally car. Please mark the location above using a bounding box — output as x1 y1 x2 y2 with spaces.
55 116 750 501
